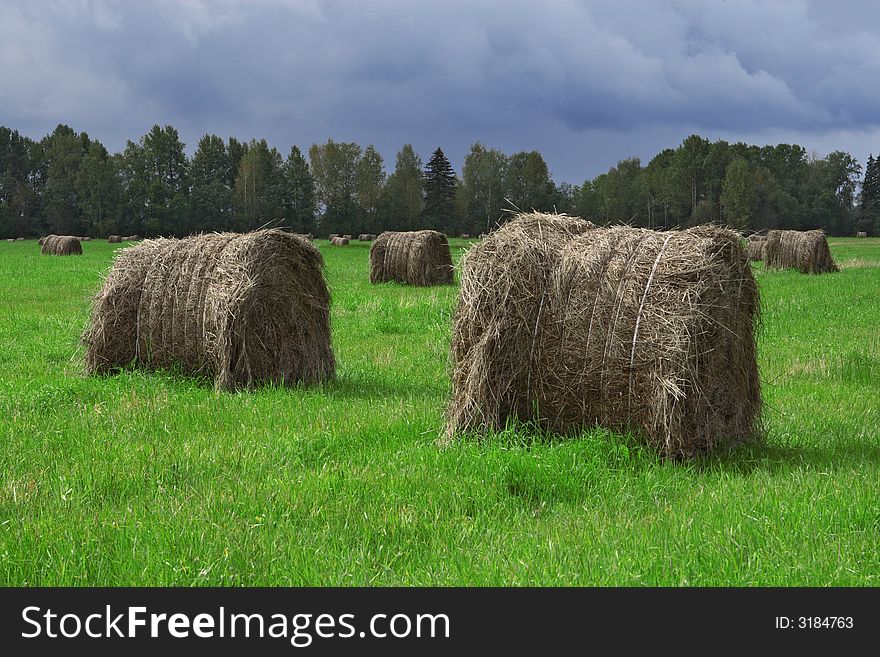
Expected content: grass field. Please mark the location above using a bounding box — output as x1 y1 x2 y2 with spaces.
1 236 879 586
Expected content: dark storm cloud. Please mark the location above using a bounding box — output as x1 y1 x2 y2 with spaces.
2 0 880 182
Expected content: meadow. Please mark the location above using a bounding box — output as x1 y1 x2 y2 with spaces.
1 236 878 586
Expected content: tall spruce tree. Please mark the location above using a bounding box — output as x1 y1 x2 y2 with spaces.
422 147 456 231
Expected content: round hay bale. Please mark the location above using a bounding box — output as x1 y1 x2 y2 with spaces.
857 231 867 238
342 234 353 240
108 235 122 243
369 230 454 286
38 236 47 246
15 237 24 241
444 212 597 436
330 236 349 246
83 229 335 391
328 233 339 240
747 237 766 261
445 217 761 460
358 233 376 241
764 229 837 274
122 235 141 241
460 233 471 239
41 235 82 256
5 239 13 243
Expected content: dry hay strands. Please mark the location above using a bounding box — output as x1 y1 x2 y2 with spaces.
330 236 350 246
369 229 455 286
445 216 761 460
108 235 122 243
41 235 83 256
358 233 376 241
83 229 335 391
764 229 838 274
747 236 766 261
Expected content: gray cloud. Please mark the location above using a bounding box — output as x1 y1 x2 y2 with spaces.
2 0 880 182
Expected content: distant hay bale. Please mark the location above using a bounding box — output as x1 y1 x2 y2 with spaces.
108 235 122 243
330 236 349 246
358 233 376 241
83 236 92 241
747 236 766 261
369 230 454 286
460 233 471 239
122 235 141 241
41 235 82 256
342 234 353 240
857 231 867 238
445 215 761 459
15 237 24 241
764 229 838 274
5 239 13 243
83 229 335 391
329 233 339 240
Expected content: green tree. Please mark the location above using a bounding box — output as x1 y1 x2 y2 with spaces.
383 143 423 231
76 141 122 236
720 157 757 228
281 145 317 234
190 134 231 232
422 147 457 231
42 124 88 234
504 151 553 213
355 145 386 233
140 124 189 236
460 142 507 232
308 139 361 235
233 139 283 231
0 126 37 238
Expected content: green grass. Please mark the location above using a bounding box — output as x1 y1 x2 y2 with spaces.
1 236 879 586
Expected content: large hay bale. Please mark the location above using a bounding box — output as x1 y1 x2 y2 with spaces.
445 212 597 434
764 229 838 274
330 236 349 246
83 229 335 391
38 236 46 246
369 230 454 286
747 237 766 261
108 235 122 243
41 235 82 256
446 217 761 459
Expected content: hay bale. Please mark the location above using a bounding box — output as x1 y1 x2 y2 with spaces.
108 235 122 243
122 235 141 241
5 239 13 243
342 234 353 240
369 230 454 286
764 229 838 274
358 233 376 241
38 236 46 246
83 236 92 241
330 236 349 246
460 233 471 239
445 216 761 459
857 231 867 238
41 235 82 256
84 229 334 391
15 237 24 241
747 237 766 261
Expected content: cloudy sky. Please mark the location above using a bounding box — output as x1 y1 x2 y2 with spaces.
2 0 880 183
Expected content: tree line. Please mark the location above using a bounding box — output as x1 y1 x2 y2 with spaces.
0 124 873 239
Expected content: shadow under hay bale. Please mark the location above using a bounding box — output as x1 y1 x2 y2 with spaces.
369 230 454 286
764 229 838 274
330 236 349 246
83 229 335 391
108 235 122 243
41 235 82 256
747 237 766 261
445 215 761 460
